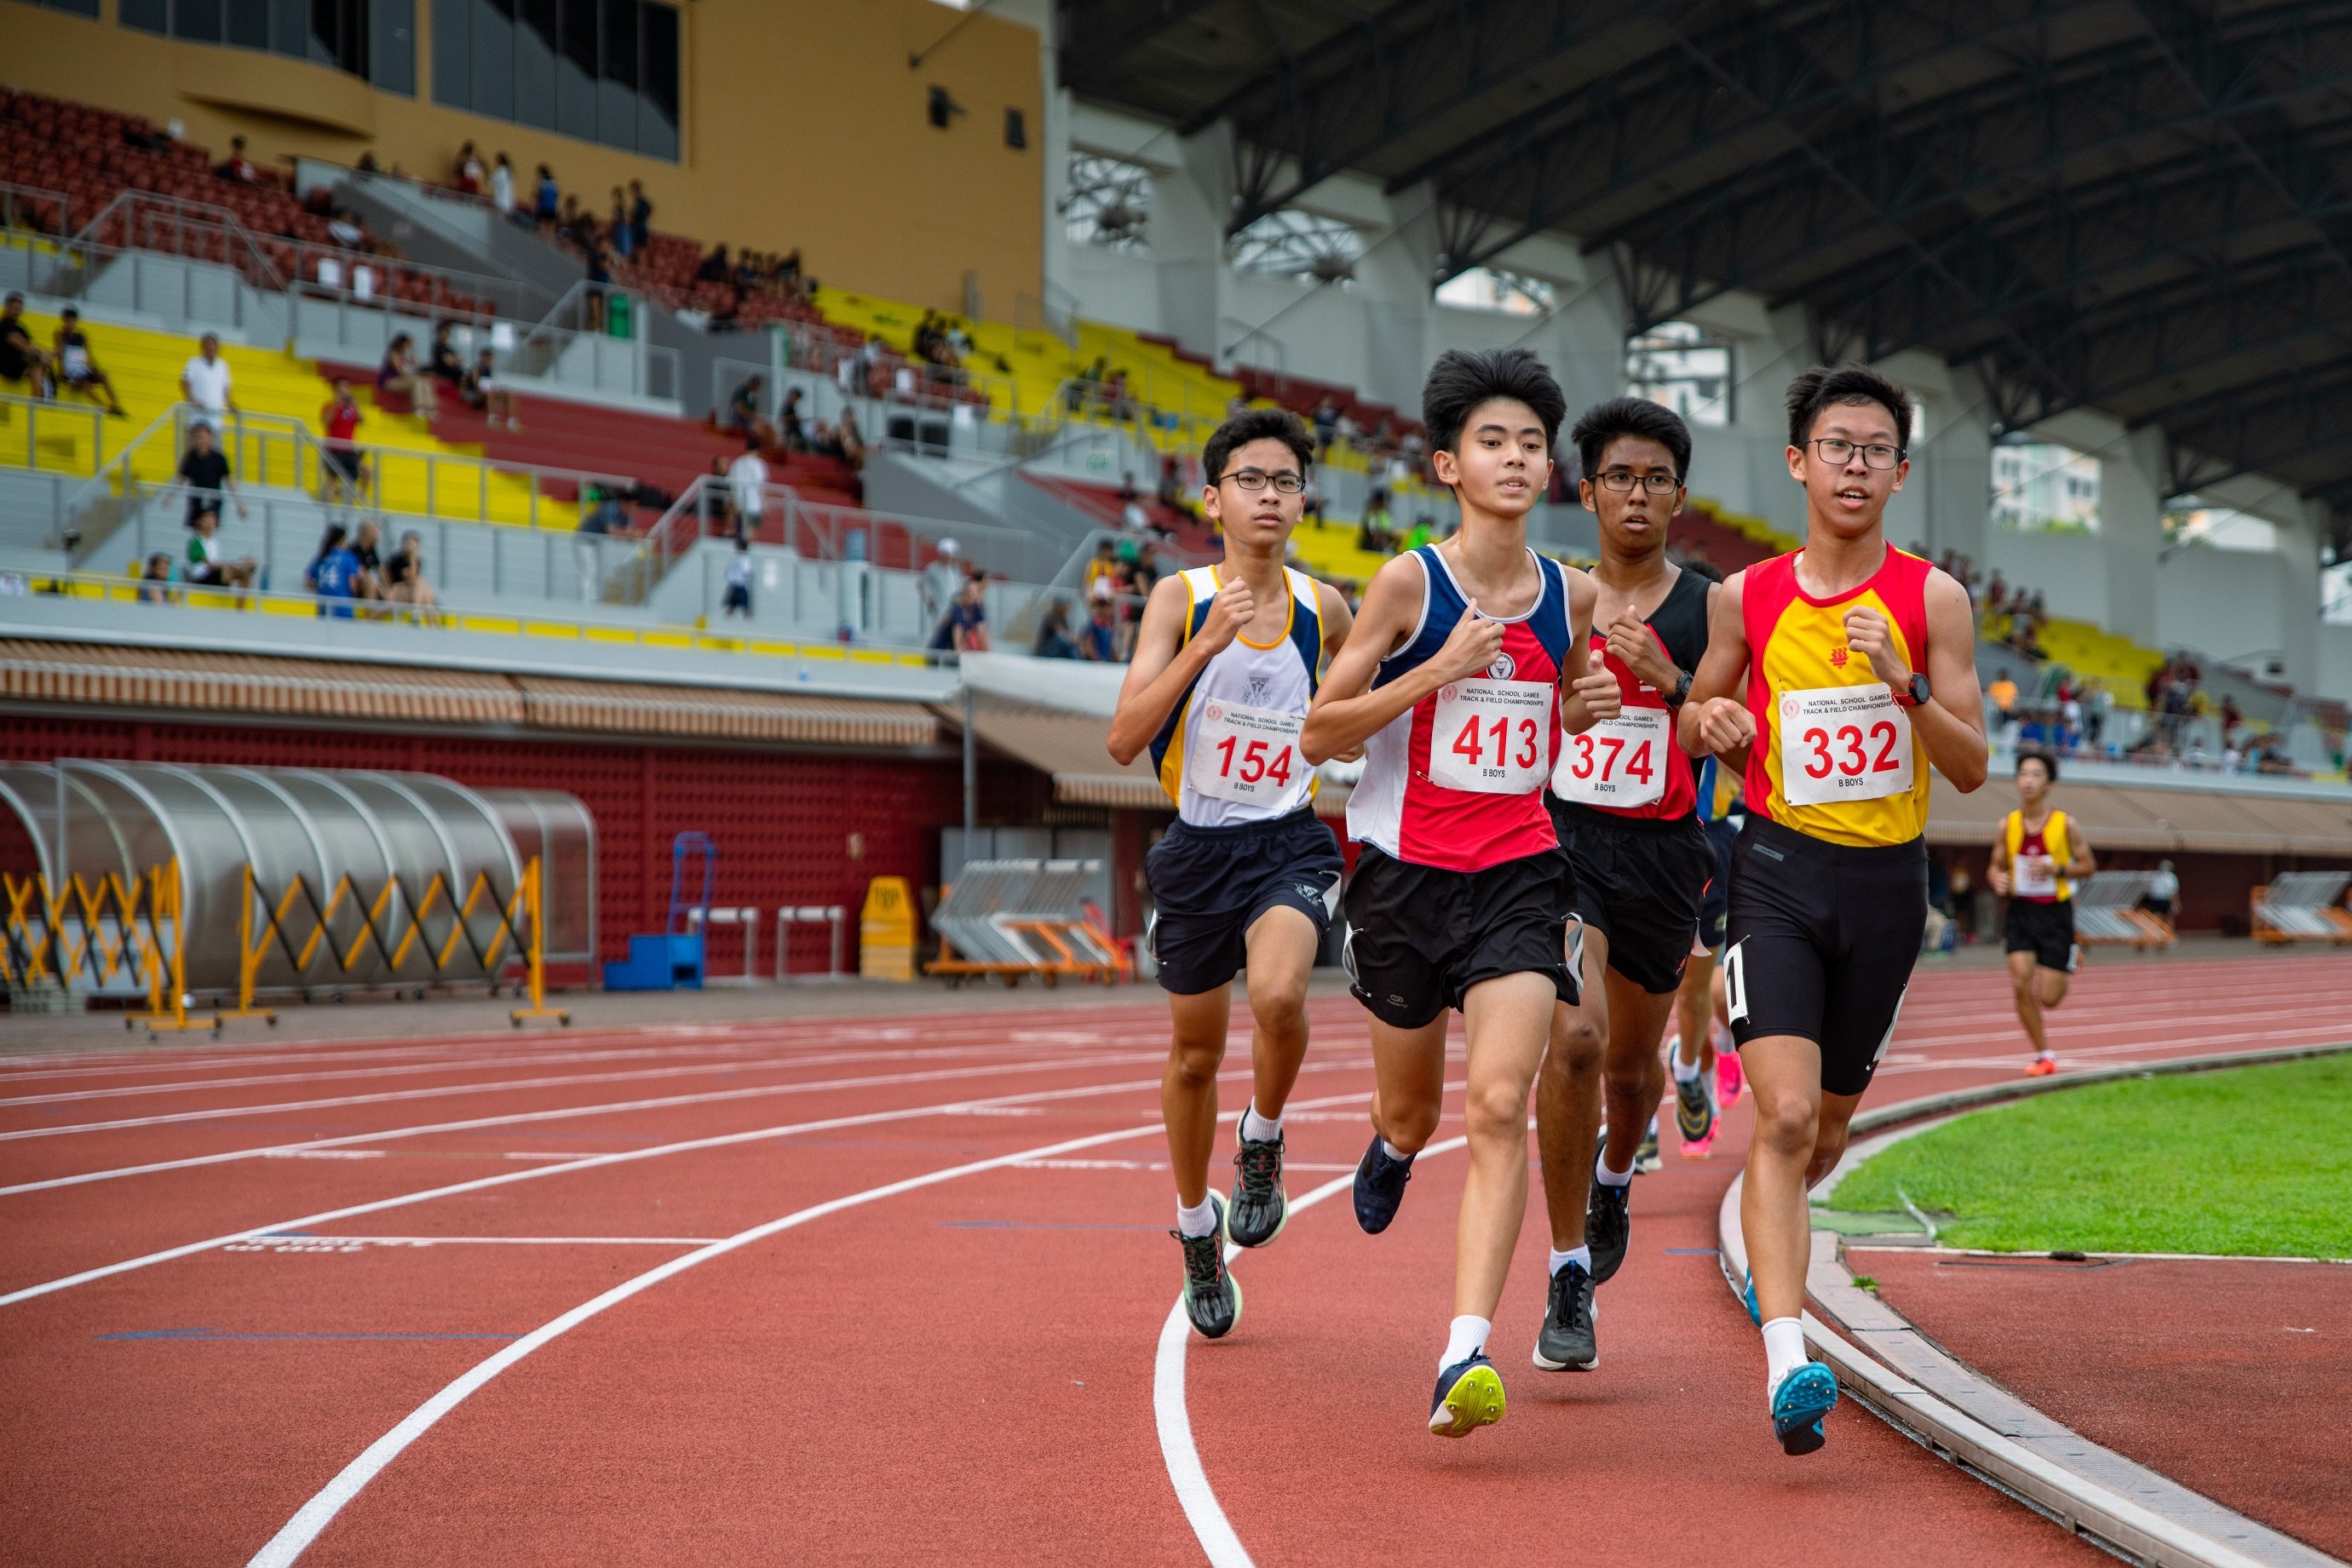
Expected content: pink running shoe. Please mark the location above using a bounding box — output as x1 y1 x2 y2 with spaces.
1717 1043 1745 1106
1679 1129 1716 1159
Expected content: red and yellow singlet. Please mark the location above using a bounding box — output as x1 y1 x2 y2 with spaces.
1741 546 1934 848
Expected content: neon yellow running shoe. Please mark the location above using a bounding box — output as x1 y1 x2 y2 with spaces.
1428 1352 1506 1438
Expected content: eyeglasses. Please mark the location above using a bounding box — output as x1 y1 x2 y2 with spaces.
1809 438 1905 470
1222 468 1305 494
1596 470 1682 495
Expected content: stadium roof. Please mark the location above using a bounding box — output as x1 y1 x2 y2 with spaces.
1061 0 2352 543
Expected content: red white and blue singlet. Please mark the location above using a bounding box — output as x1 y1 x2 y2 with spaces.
1347 544 1574 872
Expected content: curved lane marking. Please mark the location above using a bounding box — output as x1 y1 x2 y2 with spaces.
1153 1131 1469 1568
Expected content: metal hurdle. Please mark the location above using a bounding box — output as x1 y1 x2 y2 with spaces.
2251 870 2352 944
926 859 1129 985
775 905 848 983
2071 871 2175 949
685 905 762 985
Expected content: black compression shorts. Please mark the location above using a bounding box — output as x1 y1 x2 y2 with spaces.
1545 796 1712 996
1722 816 1926 1096
2004 899 2077 972
1697 813 1740 951
1342 843 1578 1030
1144 807 1343 996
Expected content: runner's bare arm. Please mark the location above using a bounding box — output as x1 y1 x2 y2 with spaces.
1988 833 2013 896
1314 580 1364 762
1680 570 1755 769
1847 567 1987 790
1557 568 1622 734
1302 554 1498 764
2065 826 2097 877
1107 576 1246 764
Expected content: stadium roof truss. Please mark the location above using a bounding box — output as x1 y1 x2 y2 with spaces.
1060 0 2352 547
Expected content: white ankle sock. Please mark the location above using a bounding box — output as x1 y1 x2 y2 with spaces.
1440 1314 1491 1370
1762 1317 1808 1393
1548 1245 1590 1278
1595 1152 1635 1186
1381 1139 1414 1163
1671 1049 1702 1083
1176 1197 1219 1239
1240 1104 1282 1142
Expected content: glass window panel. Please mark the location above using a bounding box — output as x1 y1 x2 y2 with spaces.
638 1 678 159
306 0 335 64
556 0 597 140
227 0 270 49
122 0 170 33
371 0 413 92
176 0 226 43
514 0 556 128
597 0 636 149
472 0 515 121
430 0 469 106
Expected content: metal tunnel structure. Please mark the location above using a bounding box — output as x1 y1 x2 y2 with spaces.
0 761 595 997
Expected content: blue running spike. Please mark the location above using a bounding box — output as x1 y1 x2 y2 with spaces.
1771 1363 1838 1456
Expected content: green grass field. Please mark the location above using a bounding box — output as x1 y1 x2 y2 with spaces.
1827 1054 2352 1258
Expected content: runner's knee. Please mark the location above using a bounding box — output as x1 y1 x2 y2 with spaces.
1166 1035 1224 1087
1751 1088 1819 1156
1546 1011 1603 1078
1247 974 1310 1030
1463 1077 1533 1141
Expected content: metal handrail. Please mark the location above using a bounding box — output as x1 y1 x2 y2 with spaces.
0 388 108 476
0 179 71 240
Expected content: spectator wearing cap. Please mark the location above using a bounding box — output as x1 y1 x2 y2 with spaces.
52 308 126 416
920 538 964 639
180 333 236 421
163 421 248 531
0 293 49 397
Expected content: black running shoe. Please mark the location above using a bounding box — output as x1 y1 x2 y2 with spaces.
1531 1260 1598 1370
1635 1123 1662 1174
1674 1070 1717 1145
1228 1117 1289 1248
1587 1174 1632 1284
1172 1193 1239 1340
1352 1134 1413 1234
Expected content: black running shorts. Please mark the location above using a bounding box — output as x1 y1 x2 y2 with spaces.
1342 843 1579 1030
1697 813 1740 951
1722 816 1927 1096
1545 796 1713 996
1145 807 1343 996
2004 899 2077 972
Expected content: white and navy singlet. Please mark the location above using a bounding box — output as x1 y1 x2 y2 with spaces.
1146 565 1326 827
1348 544 1573 872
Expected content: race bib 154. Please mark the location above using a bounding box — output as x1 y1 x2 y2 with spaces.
1189 698 1304 805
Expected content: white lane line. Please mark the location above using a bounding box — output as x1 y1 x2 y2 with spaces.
0 1050 1162 1195
0 1057 1370 1307
244 1081 1384 1568
224 1235 726 1249
1153 1130 1469 1568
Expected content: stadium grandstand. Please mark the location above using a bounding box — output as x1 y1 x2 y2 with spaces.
4 3 2352 1564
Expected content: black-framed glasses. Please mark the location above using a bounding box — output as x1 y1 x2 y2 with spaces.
1809 438 1905 469
1596 470 1682 495
1222 468 1306 494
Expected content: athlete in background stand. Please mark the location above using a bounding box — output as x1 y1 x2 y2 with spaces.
1303 347 1616 1438
1680 365 1986 1456
1529 398 1717 1375
1989 750 2094 1077
1109 408 1354 1341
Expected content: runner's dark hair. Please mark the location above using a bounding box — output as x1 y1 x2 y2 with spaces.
1571 396 1691 483
1786 362 1913 451
2016 748 2059 784
1201 407 1314 485
1423 347 1567 456
1680 556 1723 584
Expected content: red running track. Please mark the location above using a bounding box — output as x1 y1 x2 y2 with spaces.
3 954 2348 1565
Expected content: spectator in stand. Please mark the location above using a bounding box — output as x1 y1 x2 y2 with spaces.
183 508 259 595
628 181 652 253
607 186 632 258
163 419 248 531
1312 396 1338 457
2143 860 2179 921
726 376 772 445
213 135 262 185
1033 597 1078 658
695 243 731 285
179 332 236 420
306 522 361 618
51 308 127 416
1083 537 1118 600
349 515 388 603
1118 472 1150 534
382 529 437 620
929 573 990 654
1988 666 2019 721
919 538 964 640
462 348 518 430
1 294 50 397
1356 489 1395 554
727 438 768 542
319 377 368 508
2220 693 2244 744
356 149 382 173
533 164 561 228
557 192 596 252
1155 455 1184 513
575 484 631 601
492 152 516 216
138 552 175 605
378 332 439 422
1400 514 1436 553
777 386 807 451
428 323 466 390
721 536 755 618
837 408 865 469
455 141 486 195
1079 595 1118 662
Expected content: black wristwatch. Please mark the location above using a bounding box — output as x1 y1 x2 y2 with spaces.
1667 669 1694 707
1895 671 1930 709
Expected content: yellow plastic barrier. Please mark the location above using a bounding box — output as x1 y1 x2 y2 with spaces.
859 876 917 982
0 859 209 1037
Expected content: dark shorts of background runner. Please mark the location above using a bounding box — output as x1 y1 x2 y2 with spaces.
1698 813 1740 950
322 446 362 484
1546 796 1712 996
1723 815 1926 1096
1342 843 1577 1030
1145 807 1343 996
2004 898 2077 971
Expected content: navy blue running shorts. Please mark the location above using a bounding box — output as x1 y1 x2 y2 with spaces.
1144 807 1343 996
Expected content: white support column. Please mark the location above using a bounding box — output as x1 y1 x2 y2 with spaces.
2280 497 2327 695
1153 121 1236 365
2102 424 2168 649
1353 181 1441 413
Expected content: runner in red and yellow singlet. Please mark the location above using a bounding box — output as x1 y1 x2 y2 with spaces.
1679 365 1987 1458
1989 749 2096 1077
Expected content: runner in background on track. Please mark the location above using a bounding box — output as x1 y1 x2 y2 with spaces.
1107 408 1354 1341
1529 397 1716 1376
1666 738 1745 1162
1988 749 2096 1077
1679 363 1987 1457
1302 347 1615 1439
